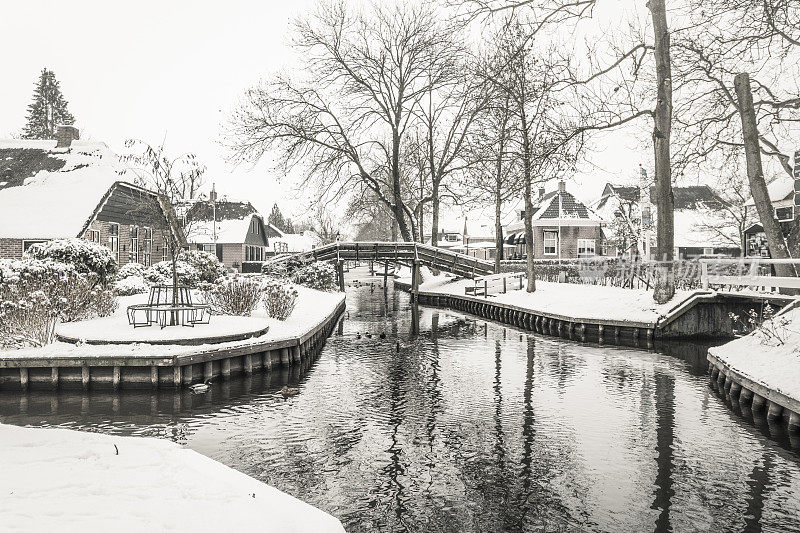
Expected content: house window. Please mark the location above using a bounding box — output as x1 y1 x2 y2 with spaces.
130 226 139 263
543 231 558 255
22 240 47 252
776 206 794 222
201 244 215 254
577 238 596 257
86 230 100 243
109 223 119 261
162 237 168 262
444 234 459 242
251 219 259 234
142 228 152 266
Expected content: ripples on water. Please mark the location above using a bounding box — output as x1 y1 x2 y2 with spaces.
2 269 799 532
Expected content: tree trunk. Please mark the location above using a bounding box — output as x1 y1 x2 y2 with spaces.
431 182 440 248
734 73 797 280
495 191 503 274
649 0 676 304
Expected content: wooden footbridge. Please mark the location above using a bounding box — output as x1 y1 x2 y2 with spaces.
269 241 495 292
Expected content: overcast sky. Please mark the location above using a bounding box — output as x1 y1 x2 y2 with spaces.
0 0 679 232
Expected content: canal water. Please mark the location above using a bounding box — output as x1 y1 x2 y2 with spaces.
2 268 800 532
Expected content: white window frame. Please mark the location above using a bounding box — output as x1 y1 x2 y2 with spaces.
543 230 558 255
577 238 596 257
776 205 794 222
130 226 139 263
108 223 119 261
86 230 100 243
162 237 169 262
444 234 458 242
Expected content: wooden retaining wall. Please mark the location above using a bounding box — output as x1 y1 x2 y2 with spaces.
707 351 800 434
0 300 346 392
415 292 656 348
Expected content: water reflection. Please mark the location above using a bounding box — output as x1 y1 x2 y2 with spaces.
1 271 799 533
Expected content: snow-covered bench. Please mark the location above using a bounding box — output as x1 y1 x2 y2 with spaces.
466 272 525 297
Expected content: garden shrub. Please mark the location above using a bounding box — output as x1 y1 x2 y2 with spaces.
116 262 146 280
200 276 262 316
143 260 201 287
262 278 298 320
26 238 118 285
113 275 148 296
291 262 337 292
179 250 227 283
0 258 117 347
262 255 306 277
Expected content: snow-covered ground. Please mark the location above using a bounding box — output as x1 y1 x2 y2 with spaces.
708 306 800 403
0 423 345 533
0 285 345 360
410 275 696 325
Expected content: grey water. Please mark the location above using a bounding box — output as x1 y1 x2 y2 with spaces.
2 268 799 532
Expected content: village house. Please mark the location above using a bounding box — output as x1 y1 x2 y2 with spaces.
592 181 741 259
743 175 799 257
0 126 184 264
184 199 275 271
504 181 605 260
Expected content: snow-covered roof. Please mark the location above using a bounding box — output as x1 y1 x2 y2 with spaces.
0 140 131 239
744 177 795 207
188 218 255 244
504 187 602 233
672 209 739 248
271 231 320 252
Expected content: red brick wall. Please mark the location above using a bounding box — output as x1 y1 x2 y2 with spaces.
533 225 603 259
0 238 24 259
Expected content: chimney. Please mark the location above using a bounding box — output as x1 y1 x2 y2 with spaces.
538 187 546 199
55 125 79 148
558 181 566 192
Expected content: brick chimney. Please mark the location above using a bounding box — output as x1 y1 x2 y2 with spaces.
55 125 79 148
557 181 566 192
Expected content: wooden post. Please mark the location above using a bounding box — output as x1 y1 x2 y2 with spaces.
280 347 290 366
221 359 231 379
384 261 389 291
150 366 158 389
20 368 28 391
411 260 420 301
112 366 121 391
173 366 182 388
336 259 344 292
503 277 507 294
204 361 213 382
51 367 59 389
244 354 253 374
263 351 273 371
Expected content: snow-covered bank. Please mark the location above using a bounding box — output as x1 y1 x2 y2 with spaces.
708 306 800 403
0 285 344 361
0 424 345 533
413 276 696 325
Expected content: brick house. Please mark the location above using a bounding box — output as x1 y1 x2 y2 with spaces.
184 200 274 271
0 127 184 264
504 181 605 260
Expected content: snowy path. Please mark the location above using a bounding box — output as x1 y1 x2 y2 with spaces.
412 276 696 325
0 424 345 533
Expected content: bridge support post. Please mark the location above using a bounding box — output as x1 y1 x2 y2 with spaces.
336 260 345 292
411 260 420 301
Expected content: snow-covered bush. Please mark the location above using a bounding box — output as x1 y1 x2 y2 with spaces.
113 275 148 296
25 238 118 285
262 278 298 320
262 255 305 277
200 276 262 316
116 262 146 280
0 258 117 348
143 260 200 287
179 250 227 283
291 262 337 292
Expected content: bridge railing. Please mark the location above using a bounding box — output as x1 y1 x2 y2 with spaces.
699 258 800 291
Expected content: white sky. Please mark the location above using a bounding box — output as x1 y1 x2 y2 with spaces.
0 0 688 234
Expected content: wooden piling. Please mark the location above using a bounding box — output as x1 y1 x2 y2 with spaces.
51 367 58 389
204 361 213 382
752 393 766 412
150 366 158 389
221 359 231 379
112 366 121 390
19 368 28 391
767 401 783 420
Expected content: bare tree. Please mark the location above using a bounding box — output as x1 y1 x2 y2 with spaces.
463 91 521 272
482 22 581 292
734 73 797 279
227 1 457 242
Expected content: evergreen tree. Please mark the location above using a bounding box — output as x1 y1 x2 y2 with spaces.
285 218 294 233
23 68 75 140
268 203 287 232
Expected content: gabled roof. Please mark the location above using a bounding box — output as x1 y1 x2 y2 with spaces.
595 183 726 211
0 140 132 239
504 187 602 233
185 200 265 244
